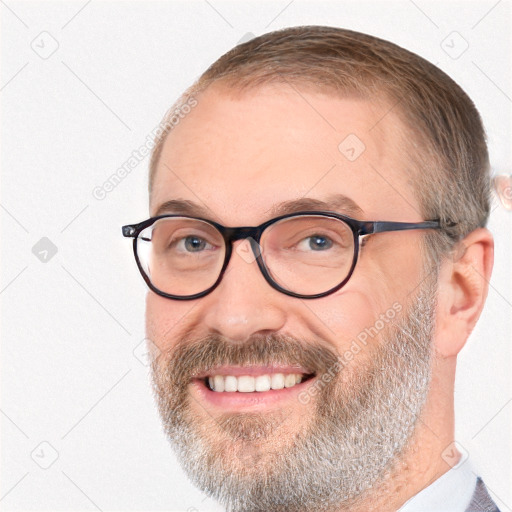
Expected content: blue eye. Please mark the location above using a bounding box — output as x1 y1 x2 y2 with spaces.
183 236 207 252
309 235 332 250
297 235 334 251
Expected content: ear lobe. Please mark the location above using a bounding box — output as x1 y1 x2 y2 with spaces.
434 228 494 358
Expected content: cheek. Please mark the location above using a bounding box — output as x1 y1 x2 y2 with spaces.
305 241 423 351
301 289 389 359
359 234 426 297
317 280 387 339
145 292 191 353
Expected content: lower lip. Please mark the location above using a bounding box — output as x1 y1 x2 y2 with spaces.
190 377 316 411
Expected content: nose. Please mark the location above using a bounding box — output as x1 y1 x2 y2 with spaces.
200 239 287 342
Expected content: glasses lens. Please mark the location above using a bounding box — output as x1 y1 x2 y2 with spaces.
136 217 225 297
260 215 355 295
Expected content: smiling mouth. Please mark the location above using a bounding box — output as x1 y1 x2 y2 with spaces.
201 372 316 392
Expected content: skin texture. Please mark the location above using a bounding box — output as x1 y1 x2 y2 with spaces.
145 83 494 511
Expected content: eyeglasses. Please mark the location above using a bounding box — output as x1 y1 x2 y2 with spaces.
122 211 447 300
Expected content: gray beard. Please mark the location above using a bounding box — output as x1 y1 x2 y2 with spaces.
148 273 437 512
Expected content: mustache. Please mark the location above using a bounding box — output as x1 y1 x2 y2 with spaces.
153 332 341 384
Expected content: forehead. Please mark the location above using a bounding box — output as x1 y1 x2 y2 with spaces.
151 83 421 223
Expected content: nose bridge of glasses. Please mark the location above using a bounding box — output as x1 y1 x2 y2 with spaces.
222 226 263 266
223 226 262 243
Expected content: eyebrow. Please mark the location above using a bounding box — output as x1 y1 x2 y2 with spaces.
267 194 364 218
152 194 364 222
153 199 212 218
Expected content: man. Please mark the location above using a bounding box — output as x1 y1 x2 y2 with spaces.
122 26 499 511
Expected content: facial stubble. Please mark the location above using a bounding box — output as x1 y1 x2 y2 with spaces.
149 274 437 512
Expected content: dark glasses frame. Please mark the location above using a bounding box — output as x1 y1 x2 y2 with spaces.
122 211 448 300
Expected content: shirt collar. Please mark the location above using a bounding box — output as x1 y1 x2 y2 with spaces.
398 458 477 512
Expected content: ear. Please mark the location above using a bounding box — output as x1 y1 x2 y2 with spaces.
434 228 494 358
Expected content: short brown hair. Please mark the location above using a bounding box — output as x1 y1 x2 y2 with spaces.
149 26 490 263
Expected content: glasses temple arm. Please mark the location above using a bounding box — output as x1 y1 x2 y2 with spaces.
368 220 445 234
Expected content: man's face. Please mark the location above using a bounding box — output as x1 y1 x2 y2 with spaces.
146 83 438 511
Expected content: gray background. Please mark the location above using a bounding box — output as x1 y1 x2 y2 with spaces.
1 1 511 510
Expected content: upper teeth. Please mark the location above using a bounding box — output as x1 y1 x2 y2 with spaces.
207 373 304 392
